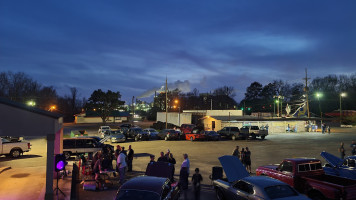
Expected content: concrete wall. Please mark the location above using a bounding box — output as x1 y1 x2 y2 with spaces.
75 116 127 124
157 112 192 126
206 110 242 116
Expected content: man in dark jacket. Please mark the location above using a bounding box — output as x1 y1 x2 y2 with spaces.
157 152 169 162
127 145 134 172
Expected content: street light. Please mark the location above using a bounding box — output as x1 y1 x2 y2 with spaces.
48 105 56 112
27 100 36 107
315 92 323 126
340 92 347 125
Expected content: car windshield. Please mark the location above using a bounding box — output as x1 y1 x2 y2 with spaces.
116 190 160 200
264 185 298 199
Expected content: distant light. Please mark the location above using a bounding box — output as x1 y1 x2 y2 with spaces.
174 99 179 104
340 92 347 97
275 100 279 103
27 100 36 106
316 92 322 98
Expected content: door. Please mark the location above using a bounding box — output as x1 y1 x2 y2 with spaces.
278 161 294 187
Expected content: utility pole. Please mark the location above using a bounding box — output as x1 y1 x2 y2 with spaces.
303 68 311 118
211 99 213 110
132 96 135 121
165 77 168 129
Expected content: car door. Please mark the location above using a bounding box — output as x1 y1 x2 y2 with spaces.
278 161 294 187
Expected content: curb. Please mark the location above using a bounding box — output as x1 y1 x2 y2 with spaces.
0 166 11 174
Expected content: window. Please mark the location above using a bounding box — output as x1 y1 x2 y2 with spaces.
84 139 95 148
298 162 322 172
231 127 239 132
234 181 254 194
265 185 298 199
280 161 293 172
348 159 355 167
63 140 75 148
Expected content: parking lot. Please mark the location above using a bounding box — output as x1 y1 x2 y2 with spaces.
73 126 356 200
1 125 356 200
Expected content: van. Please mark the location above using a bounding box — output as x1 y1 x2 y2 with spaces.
63 137 110 159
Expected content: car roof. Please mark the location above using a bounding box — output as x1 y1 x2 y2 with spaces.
120 176 167 194
241 176 287 187
284 158 320 164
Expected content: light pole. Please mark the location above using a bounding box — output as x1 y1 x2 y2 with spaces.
340 92 347 125
275 100 279 117
316 92 322 125
174 99 180 126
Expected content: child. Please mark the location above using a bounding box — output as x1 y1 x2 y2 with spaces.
192 168 203 200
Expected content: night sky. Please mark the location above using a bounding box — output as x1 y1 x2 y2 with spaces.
1 1 355 103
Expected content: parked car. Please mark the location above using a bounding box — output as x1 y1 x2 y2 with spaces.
63 137 113 159
115 161 180 200
217 127 246 140
110 130 126 143
98 126 111 136
256 158 356 200
2 136 23 142
240 125 268 139
185 128 206 141
120 123 133 129
213 155 310 200
180 124 196 134
0 137 31 158
157 129 180 141
321 151 356 180
127 127 149 141
205 131 220 141
143 128 159 139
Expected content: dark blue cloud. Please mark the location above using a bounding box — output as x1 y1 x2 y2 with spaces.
0 0 355 103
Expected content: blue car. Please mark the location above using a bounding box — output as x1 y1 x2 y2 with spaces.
321 151 356 180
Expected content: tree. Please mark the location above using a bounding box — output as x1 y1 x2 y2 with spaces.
85 89 125 124
213 86 236 97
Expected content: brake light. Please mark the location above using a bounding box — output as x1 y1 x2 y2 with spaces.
28 143 31 149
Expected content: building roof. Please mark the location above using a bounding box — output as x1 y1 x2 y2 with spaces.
0 97 62 119
82 110 131 117
209 115 317 122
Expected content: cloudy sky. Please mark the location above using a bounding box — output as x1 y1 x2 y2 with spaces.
1 1 355 103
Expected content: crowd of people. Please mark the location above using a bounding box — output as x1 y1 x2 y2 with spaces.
340 140 356 159
232 145 252 173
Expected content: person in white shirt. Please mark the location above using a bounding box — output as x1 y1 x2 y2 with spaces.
117 150 127 185
181 153 190 174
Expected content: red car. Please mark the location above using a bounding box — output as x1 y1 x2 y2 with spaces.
185 128 206 141
256 158 356 200
180 124 196 134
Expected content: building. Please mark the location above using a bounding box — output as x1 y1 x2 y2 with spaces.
157 109 315 133
75 110 131 123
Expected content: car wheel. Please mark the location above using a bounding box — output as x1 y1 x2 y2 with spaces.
10 149 21 158
231 135 236 140
216 188 225 200
261 135 265 140
251 133 256 139
190 137 194 142
64 152 71 160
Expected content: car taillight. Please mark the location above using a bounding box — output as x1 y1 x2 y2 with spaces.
28 143 31 149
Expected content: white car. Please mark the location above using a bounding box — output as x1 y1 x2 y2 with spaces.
98 126 111 138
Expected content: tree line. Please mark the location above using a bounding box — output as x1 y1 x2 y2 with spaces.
1 71 355 123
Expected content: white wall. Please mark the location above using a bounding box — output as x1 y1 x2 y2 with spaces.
157 112 192 126
75 116 127 124
206 110 242 116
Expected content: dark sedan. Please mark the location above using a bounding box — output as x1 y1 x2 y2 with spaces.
157 129 180 141
205 131 221 141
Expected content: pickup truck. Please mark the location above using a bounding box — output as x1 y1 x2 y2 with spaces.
256 158 356 200
240 125 268 139
0 137 31 158
213 155 310 200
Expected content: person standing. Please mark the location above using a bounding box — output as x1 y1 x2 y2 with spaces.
232 146 240 160
321 123 325 134
180 154 190 200
245 147 252 173
117 148 127 185
327 126 331 134
240 148 246 166
157 151 169 162
127 145 134 172
192 168 203 200
168 153 176 180
351 141 356 155
339 142 346 159
148 155 155 165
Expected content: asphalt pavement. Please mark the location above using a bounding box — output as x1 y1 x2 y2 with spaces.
1 126 356 200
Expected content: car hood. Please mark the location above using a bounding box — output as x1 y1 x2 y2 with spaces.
274 195 310 200
321 151 343 168
218 155 250 183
